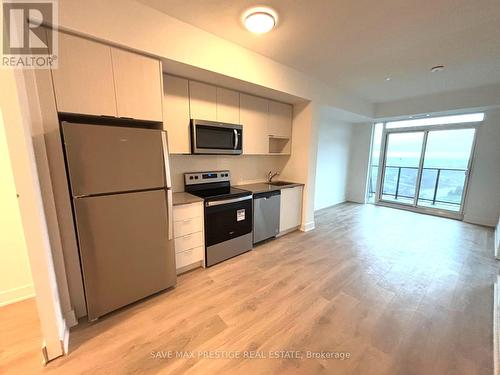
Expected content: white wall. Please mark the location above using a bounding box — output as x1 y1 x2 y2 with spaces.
375 83 500 119
314 117 352 210
280 101 321 231
346 123 373 203
0 109 34 306
463 108 500 227
170 155 290 192
1 68 66 360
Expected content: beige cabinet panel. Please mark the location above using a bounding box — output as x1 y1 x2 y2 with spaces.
189 81 217 121
163 75 190 154
111 48 163 122
175 246 204 270
173 202 205 271
216 87 239 124
268 100 292 138
279 186 303 232
240 94 269 155
51 32 117 116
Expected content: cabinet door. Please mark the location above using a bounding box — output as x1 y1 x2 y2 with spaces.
51 32 117 116
240 94 269 154
111 48 163 122
216 87 239 124
163 75 190 154
189 81 217 121
279 186 303 232
268 101 292 138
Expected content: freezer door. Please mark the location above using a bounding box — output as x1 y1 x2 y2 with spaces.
74 189 176 320
62 122 166 196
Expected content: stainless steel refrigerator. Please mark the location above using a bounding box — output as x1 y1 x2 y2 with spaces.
62 122 176 321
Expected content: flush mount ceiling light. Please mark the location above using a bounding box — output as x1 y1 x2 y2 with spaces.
431 65 445 73
243 7 278 34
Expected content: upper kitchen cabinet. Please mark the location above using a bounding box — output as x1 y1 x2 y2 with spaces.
111 48 163 122
51 32 117 117
163 75 190 154
216 87 240 124
51 31 163 122
268 101 292 138
268 100 292 155
240 94 269 155
189 81 217 121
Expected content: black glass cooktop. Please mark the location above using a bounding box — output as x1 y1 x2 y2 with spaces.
189 186 251 201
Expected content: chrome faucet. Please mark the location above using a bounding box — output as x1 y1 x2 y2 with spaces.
267 171 280 183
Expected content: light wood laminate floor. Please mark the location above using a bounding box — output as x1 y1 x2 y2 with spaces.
3 203 499 374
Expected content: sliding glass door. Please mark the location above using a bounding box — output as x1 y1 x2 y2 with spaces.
378 126 476 217
416 129 475 212
381 131 424 205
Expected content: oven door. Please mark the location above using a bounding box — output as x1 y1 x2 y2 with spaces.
205 195 253 266
191 119 242 155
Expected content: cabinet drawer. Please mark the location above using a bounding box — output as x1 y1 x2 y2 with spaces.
174 231 203 253
173 216 203 237
175 246 204 269
173 202 203 222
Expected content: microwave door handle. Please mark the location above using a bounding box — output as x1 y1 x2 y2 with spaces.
234 129 239 150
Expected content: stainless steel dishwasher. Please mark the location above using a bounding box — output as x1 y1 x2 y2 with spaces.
253 190 281 244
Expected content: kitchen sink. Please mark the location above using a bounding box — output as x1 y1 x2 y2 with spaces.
267 181 294 186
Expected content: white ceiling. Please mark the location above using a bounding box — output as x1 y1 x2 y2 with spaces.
138 0 500 104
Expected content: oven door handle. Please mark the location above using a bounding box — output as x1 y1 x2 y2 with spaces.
206 195 252 207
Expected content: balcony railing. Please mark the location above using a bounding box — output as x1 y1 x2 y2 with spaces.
368 165 467 207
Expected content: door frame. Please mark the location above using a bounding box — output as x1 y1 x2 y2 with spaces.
375 122 480 220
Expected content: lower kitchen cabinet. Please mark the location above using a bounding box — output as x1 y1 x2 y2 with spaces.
176 246 204 269
279 186 303 233
173 202 205 272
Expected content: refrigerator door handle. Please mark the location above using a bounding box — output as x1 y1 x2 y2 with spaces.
167 189 174 240
161 131 172 188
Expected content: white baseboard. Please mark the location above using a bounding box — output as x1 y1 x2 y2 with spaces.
276 226 299 237
300 221 315 232
346 197 366 204
314 201 348 212
176 261 203 275
463 214 496 228
0 284 35 307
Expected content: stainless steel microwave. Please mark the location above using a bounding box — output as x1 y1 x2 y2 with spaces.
190 119 243 155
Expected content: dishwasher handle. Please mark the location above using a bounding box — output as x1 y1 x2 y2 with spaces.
254 190 281 200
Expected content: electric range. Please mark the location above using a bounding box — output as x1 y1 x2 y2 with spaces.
184 171 253 266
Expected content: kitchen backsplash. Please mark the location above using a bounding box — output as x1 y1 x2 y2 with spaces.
170 155 290 192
